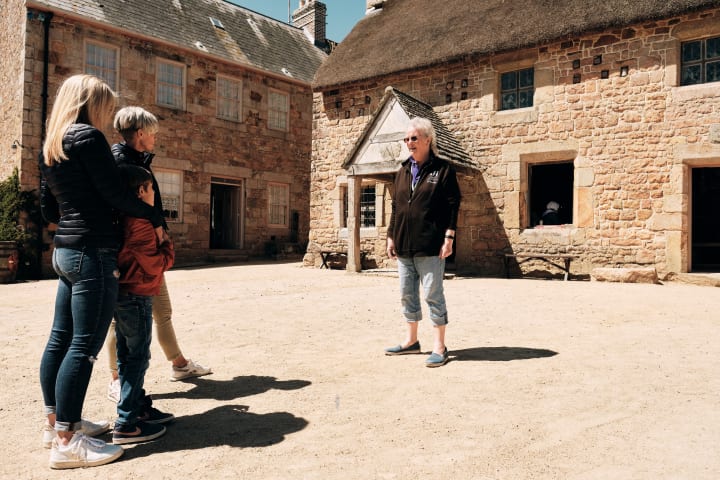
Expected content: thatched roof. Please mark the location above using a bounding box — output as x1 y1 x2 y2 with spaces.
28 0 327 84
314 0 720 89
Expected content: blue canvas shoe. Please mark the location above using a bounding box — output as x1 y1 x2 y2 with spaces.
425 347 449 367
385 340 421 355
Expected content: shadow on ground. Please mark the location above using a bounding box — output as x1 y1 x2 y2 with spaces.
151 375 311 401
114 404 309 459
451 346 558 361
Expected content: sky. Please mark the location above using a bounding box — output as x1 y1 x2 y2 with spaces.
228 1 366 42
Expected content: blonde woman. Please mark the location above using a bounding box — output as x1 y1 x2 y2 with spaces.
39 74 164 469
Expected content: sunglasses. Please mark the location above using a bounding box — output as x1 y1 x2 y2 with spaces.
403 136 421 143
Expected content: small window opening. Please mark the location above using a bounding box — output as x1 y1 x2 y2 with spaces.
500 67 534 110
681 36 720 85
529 162 574 227
342 185 376 228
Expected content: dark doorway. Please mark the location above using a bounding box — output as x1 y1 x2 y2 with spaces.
691 167 720 271
210 179 243 249
529 162 574 227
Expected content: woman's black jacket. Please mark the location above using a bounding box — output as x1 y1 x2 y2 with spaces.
388 152 461 257
40 123 163 249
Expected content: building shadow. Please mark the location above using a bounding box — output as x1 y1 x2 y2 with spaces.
450 346 557 362
151 375 311 402
116 404 309 459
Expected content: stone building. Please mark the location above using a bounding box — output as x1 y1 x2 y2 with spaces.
0 0 329 274
307 0 720 278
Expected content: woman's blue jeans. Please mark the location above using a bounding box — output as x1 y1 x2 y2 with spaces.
397 255 448 326
39 247 119 432
114 293 153 427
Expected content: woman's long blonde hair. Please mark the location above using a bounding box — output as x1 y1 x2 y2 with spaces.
43 74 117 166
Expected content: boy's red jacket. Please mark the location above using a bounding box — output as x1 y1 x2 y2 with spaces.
118 217 175 296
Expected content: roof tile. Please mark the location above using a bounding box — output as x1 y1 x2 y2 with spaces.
29 0 327 84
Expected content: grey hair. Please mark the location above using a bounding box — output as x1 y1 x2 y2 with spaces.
114 106 159 140
408 117 438 155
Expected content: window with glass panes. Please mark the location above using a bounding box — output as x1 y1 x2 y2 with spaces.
217 76 242 121
155 170 182 223
268 183 289 226
342 185 376 227
156 60 185 109
85 42 118 90
681 36 720 86
268 91 289 131
500 67 534 110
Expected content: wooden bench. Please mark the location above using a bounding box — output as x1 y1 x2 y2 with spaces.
503 253 576 281
319 250 368 269
319 250 347 269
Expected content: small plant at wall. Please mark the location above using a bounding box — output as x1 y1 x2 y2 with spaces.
0 168 40 280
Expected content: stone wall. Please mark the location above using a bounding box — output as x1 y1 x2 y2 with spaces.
19 10 313 272
309 7 720 277
0 0 27 184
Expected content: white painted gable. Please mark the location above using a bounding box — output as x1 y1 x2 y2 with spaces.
345 98 410 176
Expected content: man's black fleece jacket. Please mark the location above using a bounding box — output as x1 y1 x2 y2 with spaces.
388 152 461 257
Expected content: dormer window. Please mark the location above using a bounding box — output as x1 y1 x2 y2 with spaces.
210 17 224 29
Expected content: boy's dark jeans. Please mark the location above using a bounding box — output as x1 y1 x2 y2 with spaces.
114 292 153 427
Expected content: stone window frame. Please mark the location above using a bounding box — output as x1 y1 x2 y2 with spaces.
668 16 720 96
156 59 186 110
84 39 119 91
499 66 535 111
268 182 290 228
341 185 378 228
489 51 552 126
216 75 243 122
334 178 386 236
154 168 183 224
503 141 589 231
268 89 289 132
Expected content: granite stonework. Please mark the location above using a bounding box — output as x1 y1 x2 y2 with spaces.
307 6 720 279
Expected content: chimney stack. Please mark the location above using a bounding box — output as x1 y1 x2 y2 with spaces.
292 0 327 46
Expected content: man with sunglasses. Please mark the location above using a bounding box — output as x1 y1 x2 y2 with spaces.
385 117 461 367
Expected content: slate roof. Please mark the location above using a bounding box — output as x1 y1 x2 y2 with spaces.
27 0 327 84
390 88 474 169
344 87 476 172
314 0 720 89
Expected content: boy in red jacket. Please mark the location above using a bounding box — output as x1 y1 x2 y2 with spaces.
112 165 175 445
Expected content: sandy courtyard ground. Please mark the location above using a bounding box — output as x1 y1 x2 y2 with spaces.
1 261 718 479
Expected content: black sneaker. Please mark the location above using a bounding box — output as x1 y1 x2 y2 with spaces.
112 421 166 445
137 407 175 425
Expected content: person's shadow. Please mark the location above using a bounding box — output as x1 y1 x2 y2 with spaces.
117 404 309 459
151 375 311 401
450 346 557 362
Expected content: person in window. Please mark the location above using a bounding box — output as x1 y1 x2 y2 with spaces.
541 201 562 226
39 74 164 469
385 117 461 367
104 107 211 405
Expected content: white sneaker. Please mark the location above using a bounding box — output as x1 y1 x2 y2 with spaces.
170 359 213 381
49 432 123 469
43 419 112 449
107 378 121 403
